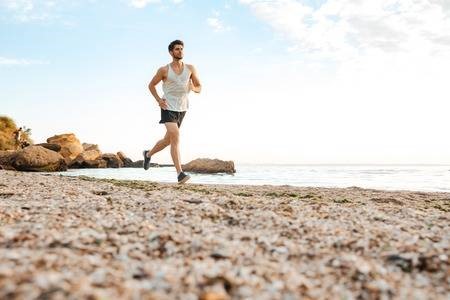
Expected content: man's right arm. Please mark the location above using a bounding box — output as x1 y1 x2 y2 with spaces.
148 67 168 109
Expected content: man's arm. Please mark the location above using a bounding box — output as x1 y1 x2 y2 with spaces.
189 65 202 93
148 67 168 109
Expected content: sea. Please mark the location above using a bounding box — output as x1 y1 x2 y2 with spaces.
59 164 450 193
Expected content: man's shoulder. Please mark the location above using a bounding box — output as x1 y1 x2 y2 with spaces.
186 64 196 71
158 65 169 72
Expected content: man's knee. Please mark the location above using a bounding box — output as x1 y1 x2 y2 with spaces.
163 135 171 145
168 131 179 143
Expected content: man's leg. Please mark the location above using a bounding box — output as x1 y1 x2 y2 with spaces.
147 131 170 157
165 122 183 174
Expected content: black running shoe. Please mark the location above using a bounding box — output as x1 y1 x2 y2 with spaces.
177 171 191 184
143 150 151 170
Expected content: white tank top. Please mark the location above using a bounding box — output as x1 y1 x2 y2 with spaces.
162 63 191 112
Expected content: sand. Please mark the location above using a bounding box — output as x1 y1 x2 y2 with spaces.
0 170 449 299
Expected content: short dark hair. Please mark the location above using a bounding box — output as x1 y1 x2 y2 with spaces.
168 40 184 52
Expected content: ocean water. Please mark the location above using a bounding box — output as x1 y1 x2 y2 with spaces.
59 164 450 192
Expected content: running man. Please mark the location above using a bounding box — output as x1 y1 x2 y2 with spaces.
143 40 202 184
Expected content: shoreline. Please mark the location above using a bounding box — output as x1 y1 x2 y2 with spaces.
0 170 449 299
59 167 450 194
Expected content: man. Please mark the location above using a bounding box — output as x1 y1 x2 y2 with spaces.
144 40 202 184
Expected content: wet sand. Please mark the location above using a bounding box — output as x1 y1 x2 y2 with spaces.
0 170 449 299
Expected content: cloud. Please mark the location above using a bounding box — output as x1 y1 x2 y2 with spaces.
240 0 450 61
0 0 66 22
206 10 231 32
128 0 183 8
0 56 49 66
129 0 160 8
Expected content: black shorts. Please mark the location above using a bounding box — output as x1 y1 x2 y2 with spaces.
159 109 186 128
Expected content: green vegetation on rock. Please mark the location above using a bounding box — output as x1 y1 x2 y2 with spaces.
0 116 33 150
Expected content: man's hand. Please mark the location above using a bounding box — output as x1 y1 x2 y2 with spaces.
158 98 168 110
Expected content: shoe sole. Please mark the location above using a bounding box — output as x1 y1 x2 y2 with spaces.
178 175 191 184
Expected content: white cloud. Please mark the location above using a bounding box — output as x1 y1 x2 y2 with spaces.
240 0 450 61
0 0 67 22
129 0 160 8
128 0 184 8
0 56 49 66
206 11 231 32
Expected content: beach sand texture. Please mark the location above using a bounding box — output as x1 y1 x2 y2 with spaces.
0 170 449 299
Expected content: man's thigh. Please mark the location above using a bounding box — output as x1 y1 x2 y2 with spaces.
165 122 179 136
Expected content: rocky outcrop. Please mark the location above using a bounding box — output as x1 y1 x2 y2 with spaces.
35 143 61 152
11 146 67 172
69 149 104 169
75 149 101 162
117 151 133 167
0 150 16 170
82 143 100 152
47 134 83 164
183 158 236 174
101 154 124 168
70 158 107 169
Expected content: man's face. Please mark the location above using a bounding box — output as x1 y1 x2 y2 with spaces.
170 45 184 59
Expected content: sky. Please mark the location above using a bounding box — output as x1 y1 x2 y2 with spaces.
1 0 449 165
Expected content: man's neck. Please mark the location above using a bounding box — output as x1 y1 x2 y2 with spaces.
171 59 183 67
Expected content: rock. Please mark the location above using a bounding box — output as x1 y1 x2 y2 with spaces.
47 133 83 164
69 149 104 168
199 292 229 300
126 160 159 168
101 154 124 168
76 149 102 162
117 151 133 167
130 160 143 168
183 158 236 174
69 157 107 169
35 143 61 152
11 145 67 172
0 150 17 170
82 143 100 152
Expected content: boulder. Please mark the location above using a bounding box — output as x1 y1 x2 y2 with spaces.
35 143 62 152
127 160 160 168
76 149 101 162
0 150 17 170
47 133 83 164
183 158 236 174
82 143 100 152
117 151 133 167
101 153 123 168
129 160 143 168
12 146 67 172
70 158 107 169
69 149 103 169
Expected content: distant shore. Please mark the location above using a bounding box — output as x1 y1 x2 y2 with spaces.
0 170 448 299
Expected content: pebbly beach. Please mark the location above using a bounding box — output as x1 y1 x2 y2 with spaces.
0 170 449 299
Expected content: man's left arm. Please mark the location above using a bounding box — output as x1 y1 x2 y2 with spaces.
189 65 202 93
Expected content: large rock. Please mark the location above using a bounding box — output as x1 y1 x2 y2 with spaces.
12 146 67 172
101 153 123 168
70 158 107 169
117 151 133 167
0 150 17 170
127 160 159 168
82 143 100 152
75 149 101 162
47 133 83 164
69 149 103 169
183 158 236 174
35 143 61 152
